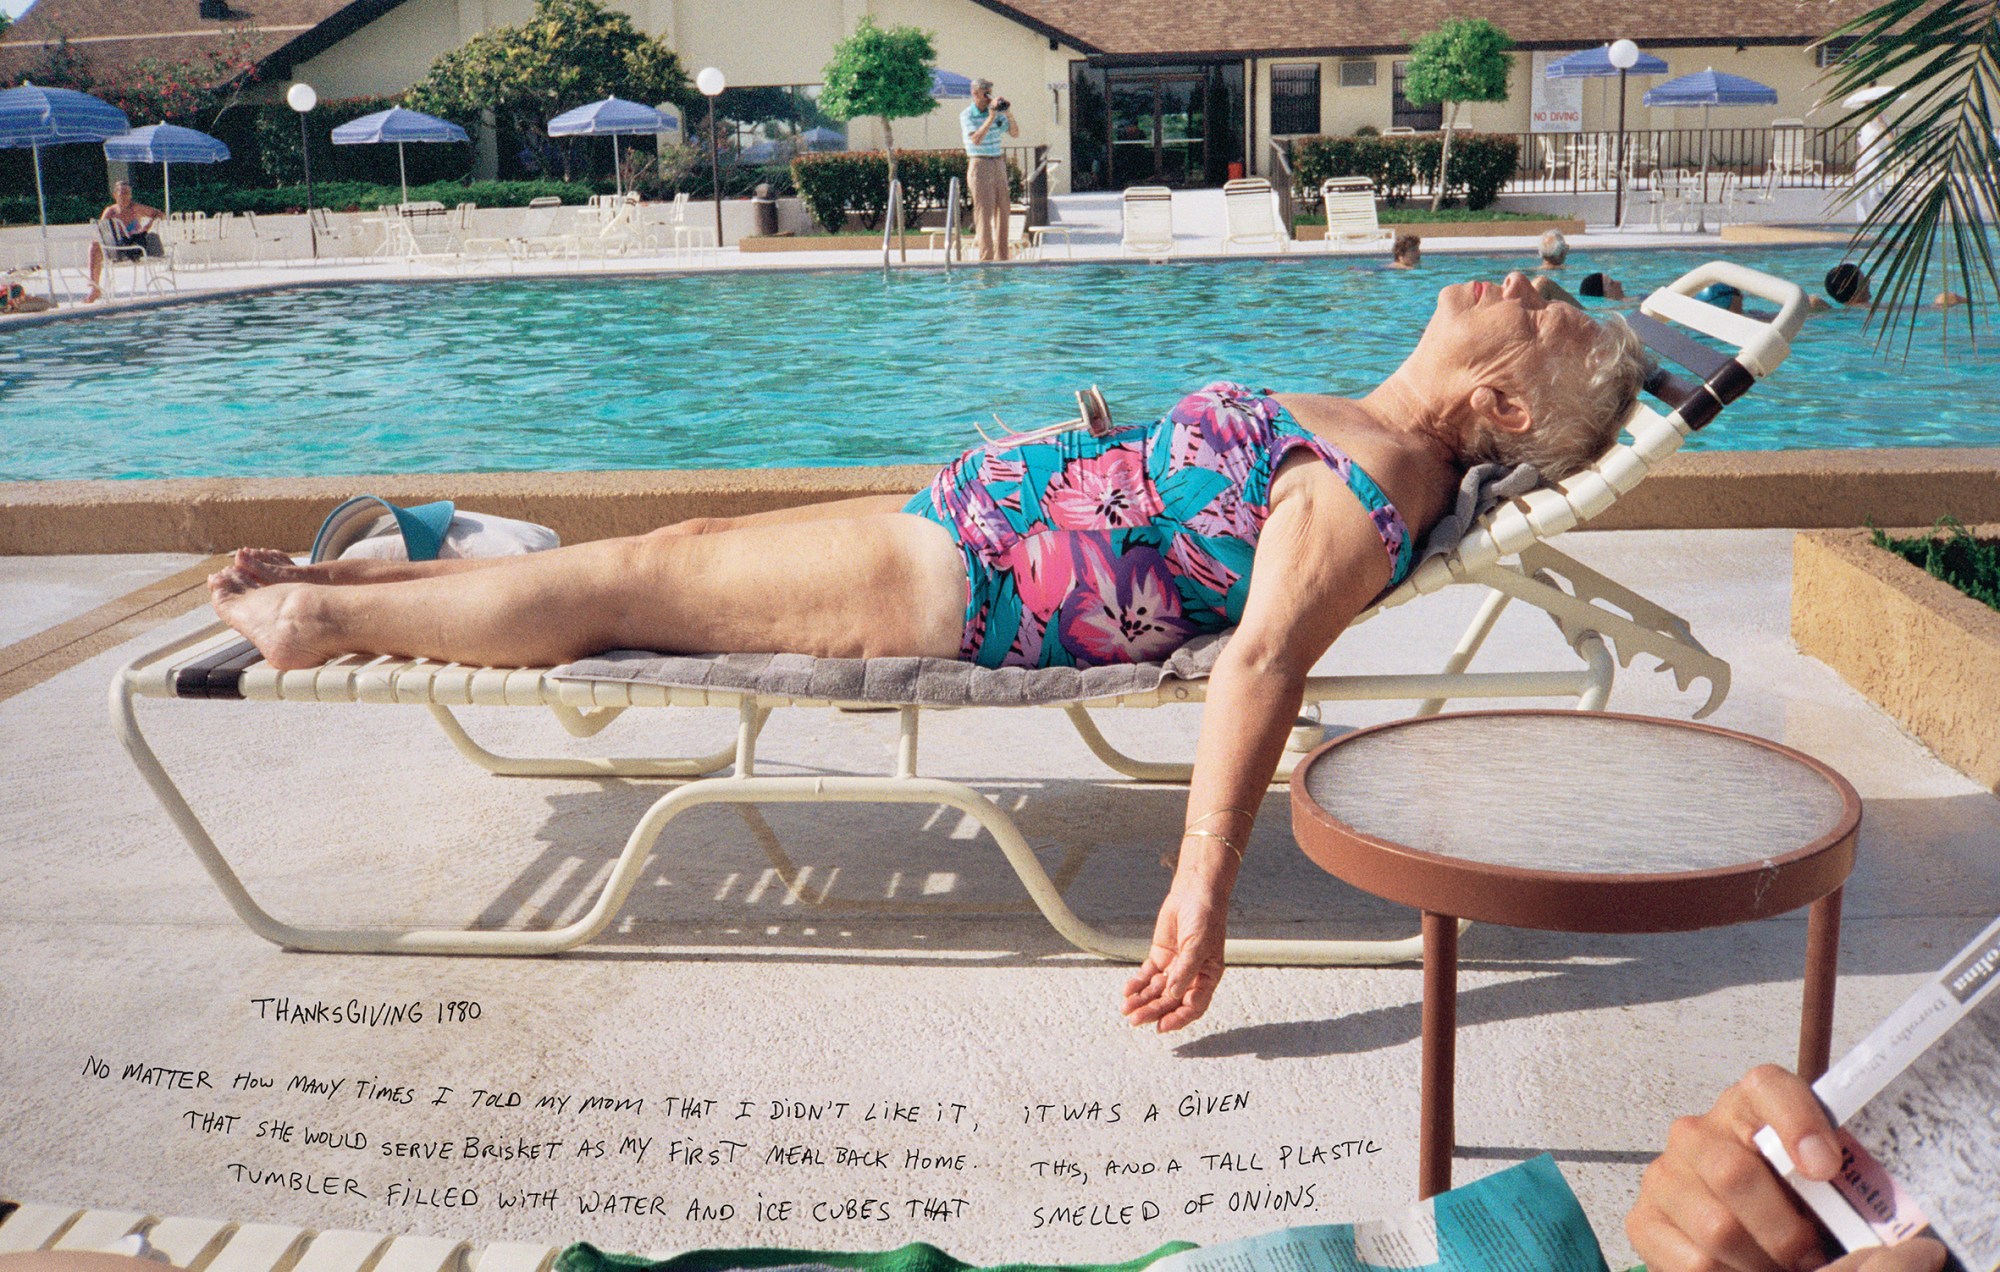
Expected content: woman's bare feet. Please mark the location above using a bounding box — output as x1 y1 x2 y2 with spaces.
208 567 341 670
233 547 314 585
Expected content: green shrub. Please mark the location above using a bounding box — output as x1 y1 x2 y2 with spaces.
1871 517 2000 613
1289 132 1518 210
0 192 103 226
792 149 1021 232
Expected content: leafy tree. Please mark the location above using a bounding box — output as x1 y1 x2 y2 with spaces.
1401 18 1513 210
406 0 694 181
818 16 937 200
0 12 11 38
1818 0 2000 346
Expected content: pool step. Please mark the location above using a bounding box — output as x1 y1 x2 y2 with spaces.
0 1204 563 1272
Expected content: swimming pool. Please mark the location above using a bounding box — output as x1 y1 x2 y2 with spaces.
3 246 1993 482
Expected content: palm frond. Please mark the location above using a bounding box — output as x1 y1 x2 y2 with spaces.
1815 0 2000 352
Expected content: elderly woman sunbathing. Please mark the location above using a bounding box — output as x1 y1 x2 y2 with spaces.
211 271 1646 1032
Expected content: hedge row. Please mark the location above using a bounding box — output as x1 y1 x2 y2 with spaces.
791 150 1023 232
1290 133 1520 210
0 179 600 225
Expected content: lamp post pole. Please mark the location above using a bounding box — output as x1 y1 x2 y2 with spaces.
288 82 319 258
697 67 726 246
1608 41 1639 229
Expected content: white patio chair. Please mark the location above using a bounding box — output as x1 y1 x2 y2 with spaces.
1648 168 1692 232
1768 124 1823 183
1690 170 1735 229
1318 177 1392 250
111 262 1807 967
306 207 353 262
668 192 718 259
1539 136 1570 180
239 211 291 263
92 219 173 297
1221 176 1289 253
1119 185 1175 258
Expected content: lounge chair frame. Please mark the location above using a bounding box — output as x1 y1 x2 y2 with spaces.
113 263 1805 965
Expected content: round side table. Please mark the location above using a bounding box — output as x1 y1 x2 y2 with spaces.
1289 709 1860 1200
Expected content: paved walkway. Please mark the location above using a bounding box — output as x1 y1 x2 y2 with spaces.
2 529 1995 1266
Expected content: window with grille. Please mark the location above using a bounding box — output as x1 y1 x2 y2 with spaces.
1391 61 1443 130
1816 36 1859 67
1269 64 1322 135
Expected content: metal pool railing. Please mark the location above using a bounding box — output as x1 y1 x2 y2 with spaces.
1504 126 1859 194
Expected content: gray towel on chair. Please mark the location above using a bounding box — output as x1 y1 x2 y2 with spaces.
1420 462 1542 563
551 632 1232 707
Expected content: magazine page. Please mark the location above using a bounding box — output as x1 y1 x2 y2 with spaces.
1148 1156 1607 1272
1760 915 2000 1272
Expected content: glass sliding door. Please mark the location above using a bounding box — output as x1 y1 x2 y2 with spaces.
1073 61 1243 190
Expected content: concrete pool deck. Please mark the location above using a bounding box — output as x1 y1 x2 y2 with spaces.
3 527 1998 1268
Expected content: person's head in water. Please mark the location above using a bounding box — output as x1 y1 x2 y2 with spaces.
1825 262 1871 305
1391 233 1421 268
1538 230 1569 268
1579 272 1625 301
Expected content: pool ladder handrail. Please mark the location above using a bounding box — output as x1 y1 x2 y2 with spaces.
941 175 961 270
882 177 906 269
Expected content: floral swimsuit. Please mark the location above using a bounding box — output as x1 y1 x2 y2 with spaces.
904 381 1414 669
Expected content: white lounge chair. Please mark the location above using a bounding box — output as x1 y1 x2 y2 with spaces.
1318 177 1393 250
1221 176 1290 253
501 202 581 262
1119 185 1175 259
113 263 1807 966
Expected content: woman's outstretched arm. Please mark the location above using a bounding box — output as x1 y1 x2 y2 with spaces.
1122 488 1392 1032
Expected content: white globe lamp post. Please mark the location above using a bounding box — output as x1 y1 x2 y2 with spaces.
287 82 320 257
697 67 726 243
1608 40 1639 228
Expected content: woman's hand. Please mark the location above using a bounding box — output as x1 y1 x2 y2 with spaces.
1627 1065 1947 1272
1122 859 1232 1033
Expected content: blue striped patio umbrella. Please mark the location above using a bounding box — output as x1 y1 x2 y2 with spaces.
930 69 973 100
1544 44 1669 78
330 106 469 205
0 82 131 297
547 97 671 197
1545 44 1669 227
1644 69 1779 227
104 123 230 220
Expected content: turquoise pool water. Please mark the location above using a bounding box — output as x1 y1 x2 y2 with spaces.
2 246 1994 481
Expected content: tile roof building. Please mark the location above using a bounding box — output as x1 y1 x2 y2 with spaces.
0 0 1870 191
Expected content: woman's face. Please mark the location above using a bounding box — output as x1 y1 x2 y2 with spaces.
1415 271 1603 399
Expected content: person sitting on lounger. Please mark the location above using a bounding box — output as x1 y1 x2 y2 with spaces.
209 271 1648 1032
1628 1065 1950 1272
84 180 163 304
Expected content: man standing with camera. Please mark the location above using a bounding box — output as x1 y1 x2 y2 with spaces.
961 78 1019 261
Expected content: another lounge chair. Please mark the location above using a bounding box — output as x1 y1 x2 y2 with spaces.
1318 177 1393 251
1220 177 1289 253
1119 185 1175 259
113 262 1807 965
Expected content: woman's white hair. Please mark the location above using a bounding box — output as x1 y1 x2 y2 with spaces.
1465 314 1648 481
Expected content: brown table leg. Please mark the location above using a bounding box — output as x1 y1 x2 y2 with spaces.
1420 910 1459 1200
1798 886 1843 1083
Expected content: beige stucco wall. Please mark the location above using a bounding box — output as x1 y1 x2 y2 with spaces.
293 0 1075 189
1251 42 1835 162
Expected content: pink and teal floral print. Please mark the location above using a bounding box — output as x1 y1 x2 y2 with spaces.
907 381 1414 668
